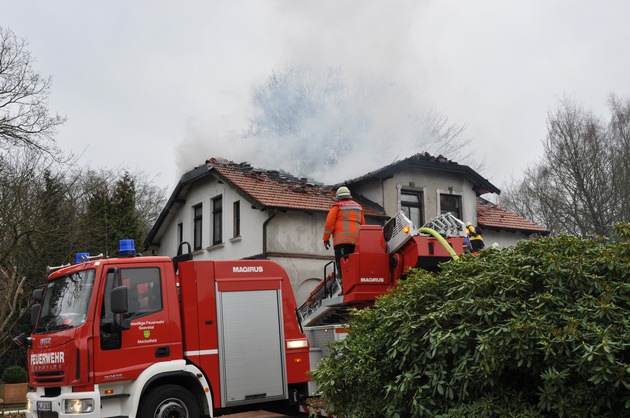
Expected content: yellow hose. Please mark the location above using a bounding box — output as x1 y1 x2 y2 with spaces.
418 227 460 261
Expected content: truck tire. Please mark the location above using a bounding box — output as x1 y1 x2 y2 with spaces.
139 384 200 418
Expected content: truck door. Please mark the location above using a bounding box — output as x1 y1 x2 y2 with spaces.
216 285 287 407
95 265 174 382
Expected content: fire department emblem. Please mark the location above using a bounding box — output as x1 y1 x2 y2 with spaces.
143 330 151 339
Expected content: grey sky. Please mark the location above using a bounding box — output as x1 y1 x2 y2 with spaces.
3 1 629 198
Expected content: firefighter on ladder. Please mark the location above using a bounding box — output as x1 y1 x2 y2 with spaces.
323 186 366 280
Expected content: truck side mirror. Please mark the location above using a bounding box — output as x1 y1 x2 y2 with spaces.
111 286 128 313
33 288 43 303
31 304 41 328
110 286 130 331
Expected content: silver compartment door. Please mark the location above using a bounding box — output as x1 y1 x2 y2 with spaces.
218 289 287 406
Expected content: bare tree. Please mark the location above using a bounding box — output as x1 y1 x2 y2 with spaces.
130 171 168 241
0 27 66 154
503 96 628 237
0 148 59 362
608 95 630 222
0 262 28 359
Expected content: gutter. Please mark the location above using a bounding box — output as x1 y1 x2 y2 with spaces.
262 208 277 258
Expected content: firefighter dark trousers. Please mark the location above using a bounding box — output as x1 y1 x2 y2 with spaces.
334 244 356 279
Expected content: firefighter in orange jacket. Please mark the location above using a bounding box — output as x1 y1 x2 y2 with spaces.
323 186 366 277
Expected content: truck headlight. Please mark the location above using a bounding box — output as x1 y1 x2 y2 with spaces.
286 339 308 349
64 399 95 413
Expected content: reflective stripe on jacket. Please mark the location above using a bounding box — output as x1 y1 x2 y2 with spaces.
322 199 366 246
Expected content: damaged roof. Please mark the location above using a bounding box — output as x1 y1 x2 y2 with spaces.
144 157 386 249
345 152 501 196
205 157 385 216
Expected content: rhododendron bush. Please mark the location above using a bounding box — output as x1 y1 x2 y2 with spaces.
313 225 630 417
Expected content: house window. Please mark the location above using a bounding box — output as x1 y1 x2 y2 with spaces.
440 194 462 219
401 190 423 227
193 204 203 250
177 223 183 245
212 195 223 245
233 200 240 238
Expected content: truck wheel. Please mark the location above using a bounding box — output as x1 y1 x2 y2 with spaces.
139 384 200 418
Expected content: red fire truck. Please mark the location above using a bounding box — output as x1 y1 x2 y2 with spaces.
22 241 310 418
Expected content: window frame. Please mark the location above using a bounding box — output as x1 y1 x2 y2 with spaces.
400 189 424 227
233 200 241 238
177 222 183 245
193 203 203 251
439 193 463 219
212 195 223 246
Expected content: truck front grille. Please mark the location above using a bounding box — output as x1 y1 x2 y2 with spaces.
34 371 65 384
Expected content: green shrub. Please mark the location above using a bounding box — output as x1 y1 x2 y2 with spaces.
2 365 27 384
313 227 630 417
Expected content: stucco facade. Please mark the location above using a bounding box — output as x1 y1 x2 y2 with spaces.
156 175 268 260
350 168 477 226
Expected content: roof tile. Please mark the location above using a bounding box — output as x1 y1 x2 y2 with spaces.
477 199 549 234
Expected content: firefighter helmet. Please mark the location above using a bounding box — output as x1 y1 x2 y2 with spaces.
336 186 352 199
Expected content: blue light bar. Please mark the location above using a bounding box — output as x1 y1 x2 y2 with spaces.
119 239 136 257
75 253 90 264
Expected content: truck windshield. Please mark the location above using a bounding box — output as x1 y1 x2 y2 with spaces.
35 270 96 333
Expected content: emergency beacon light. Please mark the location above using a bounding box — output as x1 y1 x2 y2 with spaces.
118 239 136 257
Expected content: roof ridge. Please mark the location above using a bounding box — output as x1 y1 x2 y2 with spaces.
206 156 324 186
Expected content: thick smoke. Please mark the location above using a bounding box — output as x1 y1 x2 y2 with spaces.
176 65 473 185
174 1 475 184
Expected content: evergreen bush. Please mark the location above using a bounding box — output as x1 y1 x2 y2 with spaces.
313 225 630 417
1 365 27 384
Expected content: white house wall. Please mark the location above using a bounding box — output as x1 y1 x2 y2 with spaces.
483 230 530 249
353 169 479 226
353 178 384 207
157 176 267 260
265 211 326 254
265 210 334 303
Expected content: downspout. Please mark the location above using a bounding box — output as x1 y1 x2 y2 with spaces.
262 208 277 258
